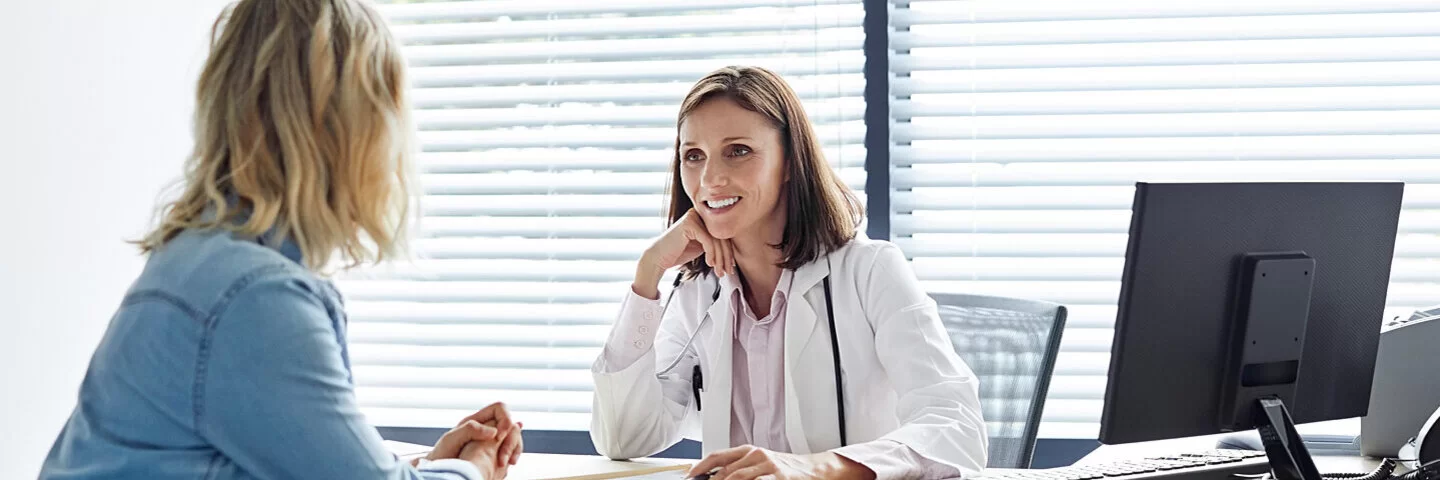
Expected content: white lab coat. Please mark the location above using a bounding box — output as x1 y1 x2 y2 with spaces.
590 235 988 473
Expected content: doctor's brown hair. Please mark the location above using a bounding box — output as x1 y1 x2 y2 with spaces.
667 66 864 279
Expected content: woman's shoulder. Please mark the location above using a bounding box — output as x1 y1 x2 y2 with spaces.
830 232 907 270
131 228 328 319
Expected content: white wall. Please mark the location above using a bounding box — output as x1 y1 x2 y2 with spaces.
0 1 232 477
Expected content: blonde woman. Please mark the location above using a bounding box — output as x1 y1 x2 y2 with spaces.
40 1 520 479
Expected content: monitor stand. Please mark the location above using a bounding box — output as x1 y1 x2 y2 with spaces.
1221 253 1322 480
1254 396 1324 480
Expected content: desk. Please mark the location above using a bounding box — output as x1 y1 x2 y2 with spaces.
385 441 693 480
1080 434 1382 475
1079 419 1387 475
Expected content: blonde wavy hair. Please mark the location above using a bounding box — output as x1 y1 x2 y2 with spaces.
139 0 414 271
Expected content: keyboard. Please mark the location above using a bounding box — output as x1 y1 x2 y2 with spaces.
976 449 1271 480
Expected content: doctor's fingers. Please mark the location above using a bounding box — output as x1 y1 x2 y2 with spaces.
720 239 736 277
684 222 723 274
689 445 756 476
709 237 731 277
716 449 778 480
721 466 778 480
679 210 729 275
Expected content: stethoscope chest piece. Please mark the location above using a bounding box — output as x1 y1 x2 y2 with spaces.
692 364 704 411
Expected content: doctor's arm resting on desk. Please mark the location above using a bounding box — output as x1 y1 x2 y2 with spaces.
589 66 987 480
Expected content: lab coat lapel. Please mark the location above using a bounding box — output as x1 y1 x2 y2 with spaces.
701 275 736 455
785 257 829 365
782 255 831 454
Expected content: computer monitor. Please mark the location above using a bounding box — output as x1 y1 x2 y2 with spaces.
1099 182 1404 479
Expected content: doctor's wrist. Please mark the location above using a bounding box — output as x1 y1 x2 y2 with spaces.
812 451 877 480
632 260 664 300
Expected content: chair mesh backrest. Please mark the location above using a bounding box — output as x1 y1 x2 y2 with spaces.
930 293 1067 469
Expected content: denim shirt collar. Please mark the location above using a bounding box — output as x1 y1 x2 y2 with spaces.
257 227 305 266
201 202 305 266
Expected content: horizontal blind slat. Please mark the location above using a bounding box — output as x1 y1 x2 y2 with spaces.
405 29 865 66
413 75 865 108
890 160 1440 187
351 344 600 368
347 301 618 325
895 234 1440 259
380 0 856 22
893 12 1440 48
893 184 1440 210
353 366 595 390
410 238 649 260
894 37 1440 73
894 136 1440 164
357 387 592 412
893 61 1440 94
418 123 865 150
420 146 868 173
893 85 1440 118
392 6 862 44
349 323 609 347
893 110 1440 141
918 280 1440 306
411 54 864 87
913 257 1440 283
892 0 1440 25
420 168 866 195
353 259 642 283
415 99 866 129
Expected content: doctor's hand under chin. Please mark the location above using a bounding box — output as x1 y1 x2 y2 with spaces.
687 445 877 480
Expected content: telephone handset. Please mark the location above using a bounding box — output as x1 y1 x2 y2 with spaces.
1399 407 1440 470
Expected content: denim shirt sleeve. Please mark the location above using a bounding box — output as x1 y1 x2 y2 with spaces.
197 273 482 480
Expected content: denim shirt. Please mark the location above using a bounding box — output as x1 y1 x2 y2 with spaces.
40 227 481 480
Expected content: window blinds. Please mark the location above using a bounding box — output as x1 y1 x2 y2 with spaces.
346 0 868 431
889 0 1440 439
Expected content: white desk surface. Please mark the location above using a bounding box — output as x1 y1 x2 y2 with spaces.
387 418 1384 479
1079 419 1382 474
384 441 694 480
501 453 691 480
1081 434 1380 473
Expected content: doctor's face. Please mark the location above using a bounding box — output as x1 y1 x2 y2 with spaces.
677 97 788 240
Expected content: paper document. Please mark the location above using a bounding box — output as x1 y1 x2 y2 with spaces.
383 440 431 459
380 441 692 480
608 471 689 480
506 454 691 480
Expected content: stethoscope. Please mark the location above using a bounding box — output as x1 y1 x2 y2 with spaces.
653 264 849 447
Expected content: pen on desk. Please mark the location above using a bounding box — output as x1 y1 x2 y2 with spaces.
686 467 719 480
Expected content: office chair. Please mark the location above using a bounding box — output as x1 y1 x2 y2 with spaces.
930 293 1068 469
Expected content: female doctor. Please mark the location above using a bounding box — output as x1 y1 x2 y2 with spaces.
590 66 987 480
